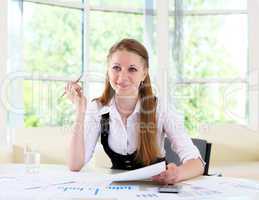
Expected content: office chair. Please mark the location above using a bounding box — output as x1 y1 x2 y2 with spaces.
164 137 212 176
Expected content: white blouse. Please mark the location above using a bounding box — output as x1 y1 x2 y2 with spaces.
84 97 202 165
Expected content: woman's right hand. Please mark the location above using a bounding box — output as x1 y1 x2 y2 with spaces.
65 81 86 113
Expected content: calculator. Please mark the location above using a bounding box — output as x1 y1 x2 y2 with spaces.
158 184 182 193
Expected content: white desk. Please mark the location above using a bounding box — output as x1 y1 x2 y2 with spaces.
0 164 259 200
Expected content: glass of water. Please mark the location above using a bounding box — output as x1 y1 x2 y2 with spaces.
24 144 41 173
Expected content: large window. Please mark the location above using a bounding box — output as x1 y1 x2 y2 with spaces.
169 0 248 135
5 0 257 136
22 2 84 127
11 0 148 127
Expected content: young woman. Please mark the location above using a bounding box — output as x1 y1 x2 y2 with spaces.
66 38 204 185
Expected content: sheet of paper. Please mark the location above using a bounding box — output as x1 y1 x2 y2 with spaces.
183 176 259 192
0 162 166 189
0 170 112 192
181 176 259 199
109 161 166 182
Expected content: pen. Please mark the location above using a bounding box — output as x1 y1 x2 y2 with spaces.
60 75 83 99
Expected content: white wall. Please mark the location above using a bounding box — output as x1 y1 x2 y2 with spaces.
200 123 259 165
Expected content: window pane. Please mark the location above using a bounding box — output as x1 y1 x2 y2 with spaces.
182 0 247 10
89 11 143 73
23 2 83 77
169 0 175 10
23 80 77 127
170 83 247 135
181 14 247 79
144 2 157 81
90 0 144 9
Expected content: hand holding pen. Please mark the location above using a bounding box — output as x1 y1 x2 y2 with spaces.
63 75 87 113
61 75 82 98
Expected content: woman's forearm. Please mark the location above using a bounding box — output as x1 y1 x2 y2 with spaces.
177 158 204 181
68 111 85 171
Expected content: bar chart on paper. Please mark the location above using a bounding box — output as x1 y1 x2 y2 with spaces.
57 185 139 194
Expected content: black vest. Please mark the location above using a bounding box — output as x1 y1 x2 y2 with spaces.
100 113 165 170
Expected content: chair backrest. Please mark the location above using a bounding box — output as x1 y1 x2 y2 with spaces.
164 137 211 175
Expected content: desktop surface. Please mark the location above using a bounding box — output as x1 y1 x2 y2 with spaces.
0 163 259 200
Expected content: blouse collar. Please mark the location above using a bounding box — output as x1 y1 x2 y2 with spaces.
98 96 141 117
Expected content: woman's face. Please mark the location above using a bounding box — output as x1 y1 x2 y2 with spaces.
108 50 147 97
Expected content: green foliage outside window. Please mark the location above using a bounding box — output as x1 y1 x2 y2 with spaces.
23 2 143 127
22 0 247 136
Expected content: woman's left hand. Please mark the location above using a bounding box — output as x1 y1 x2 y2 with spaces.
151 163 182 185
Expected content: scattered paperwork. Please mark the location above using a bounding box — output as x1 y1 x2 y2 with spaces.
1 162 259 200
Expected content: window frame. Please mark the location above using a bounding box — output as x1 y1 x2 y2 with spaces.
8 0 151 128
1 0 258 141
0 0 8 147
166 1 254 130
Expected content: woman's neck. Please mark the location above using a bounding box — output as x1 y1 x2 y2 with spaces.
115 94 138 119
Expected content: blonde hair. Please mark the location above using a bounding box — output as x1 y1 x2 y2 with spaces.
97 38 160 166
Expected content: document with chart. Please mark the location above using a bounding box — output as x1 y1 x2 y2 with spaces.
110 161 166 182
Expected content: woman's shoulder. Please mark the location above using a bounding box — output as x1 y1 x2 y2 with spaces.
86 98 111 116
86 99 103 114
155 96 166 113
155 97 184 119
